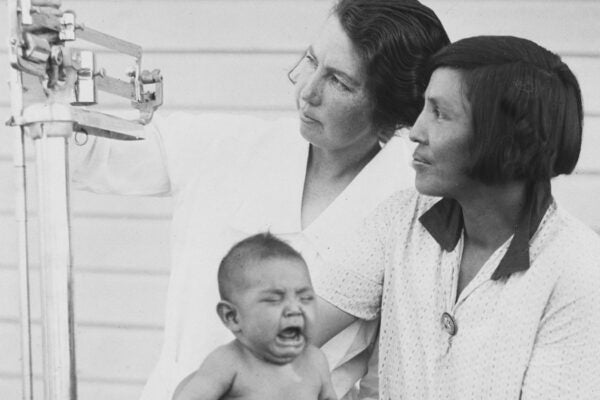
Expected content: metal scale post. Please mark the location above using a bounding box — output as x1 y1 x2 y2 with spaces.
6 1 163 398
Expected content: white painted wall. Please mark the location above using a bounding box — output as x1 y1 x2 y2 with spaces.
1 1 599 398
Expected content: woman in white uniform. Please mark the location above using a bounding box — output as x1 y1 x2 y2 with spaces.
73 1 449 399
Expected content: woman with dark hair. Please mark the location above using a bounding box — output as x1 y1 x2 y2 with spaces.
72 1 449 399
315 36 600 398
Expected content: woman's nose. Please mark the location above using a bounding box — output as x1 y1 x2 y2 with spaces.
409 111 428 144
299 74 322 106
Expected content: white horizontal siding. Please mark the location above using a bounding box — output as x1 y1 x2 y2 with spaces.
2 1 599 54
0 378 144 400
0 213 172 272
0 268 168 327
0 322 163 380
579 117 600 173
1 0 599 398
0 322 163 399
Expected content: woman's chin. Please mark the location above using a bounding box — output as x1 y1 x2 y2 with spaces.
415 179 445 197
299 123 319 143
415 179 433 196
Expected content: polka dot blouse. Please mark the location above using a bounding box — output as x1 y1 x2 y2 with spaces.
315 189 600 399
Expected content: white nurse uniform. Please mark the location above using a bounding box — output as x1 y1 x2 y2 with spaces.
73 112 415 400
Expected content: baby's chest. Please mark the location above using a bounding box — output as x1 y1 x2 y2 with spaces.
226 365 322 400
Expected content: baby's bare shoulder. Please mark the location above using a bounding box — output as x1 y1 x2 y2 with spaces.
303 344 328 364
295 345 330 376
172 342 240 400
210 341 245 365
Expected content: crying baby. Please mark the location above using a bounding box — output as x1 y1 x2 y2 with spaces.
172 233 337 400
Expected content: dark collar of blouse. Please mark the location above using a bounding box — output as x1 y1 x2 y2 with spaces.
418 180 553 280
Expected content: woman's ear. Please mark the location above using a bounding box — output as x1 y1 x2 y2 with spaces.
216 300 241 332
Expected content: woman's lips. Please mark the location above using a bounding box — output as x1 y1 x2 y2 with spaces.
412 153 432 170
412 152 431 165
300 112 319 124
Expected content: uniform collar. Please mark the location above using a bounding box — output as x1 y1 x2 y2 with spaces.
228 132 414 243
419 181 552 280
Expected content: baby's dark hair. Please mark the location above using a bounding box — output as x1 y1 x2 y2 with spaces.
218 233 305 301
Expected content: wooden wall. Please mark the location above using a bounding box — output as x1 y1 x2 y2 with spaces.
1 1 599 398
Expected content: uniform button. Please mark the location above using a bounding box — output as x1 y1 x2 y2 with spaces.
441 312 457 336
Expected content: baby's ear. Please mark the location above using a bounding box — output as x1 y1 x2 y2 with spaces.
216 301 240 332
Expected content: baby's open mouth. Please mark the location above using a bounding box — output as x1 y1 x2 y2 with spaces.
277 326 303 341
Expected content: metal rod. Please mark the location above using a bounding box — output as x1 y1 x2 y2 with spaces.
70 107 145 137
34 134 77 400
94 74 135 100
15 122 34 400
8 0 34 398
11 60 35 400
76 25 142 58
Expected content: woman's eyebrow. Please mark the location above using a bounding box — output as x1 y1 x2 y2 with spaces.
308 45 361 86
427 95 454 113
425 96 440 109
328 66 361 86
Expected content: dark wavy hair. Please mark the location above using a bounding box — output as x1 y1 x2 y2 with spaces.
427 36 583 183
334 0 450 139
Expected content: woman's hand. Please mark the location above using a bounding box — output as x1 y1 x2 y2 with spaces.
312 296 358 347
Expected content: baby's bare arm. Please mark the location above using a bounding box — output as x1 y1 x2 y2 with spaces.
172 346 237 400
